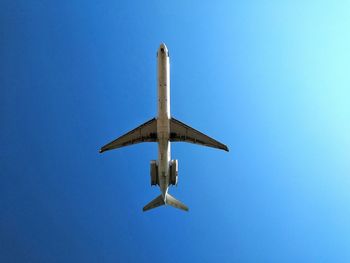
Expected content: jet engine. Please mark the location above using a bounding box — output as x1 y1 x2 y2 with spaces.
169 159 178 186
150 160 158 186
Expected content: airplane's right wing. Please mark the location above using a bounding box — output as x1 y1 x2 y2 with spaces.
100 118 157 153
169 117 229 152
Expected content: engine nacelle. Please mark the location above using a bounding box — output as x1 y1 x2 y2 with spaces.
150 160 158 186
169 159 178 186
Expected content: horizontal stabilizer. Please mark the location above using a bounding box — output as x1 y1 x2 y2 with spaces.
100 118 157 153
169 117 229 152
166 193 189 211
143 195 165 212
143 193 189 212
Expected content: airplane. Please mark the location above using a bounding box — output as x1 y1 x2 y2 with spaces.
100 43 229 212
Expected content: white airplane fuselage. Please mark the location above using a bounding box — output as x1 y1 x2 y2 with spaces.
157 43 171 199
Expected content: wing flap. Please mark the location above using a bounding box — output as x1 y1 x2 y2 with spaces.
100 118 157 153
169 117 229 152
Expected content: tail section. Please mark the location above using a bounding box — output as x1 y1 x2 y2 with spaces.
143 195 165 212
165 193 189 211
143 193 189 212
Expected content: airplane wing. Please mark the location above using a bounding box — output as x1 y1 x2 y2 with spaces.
169 117 229 152
100 118 157 153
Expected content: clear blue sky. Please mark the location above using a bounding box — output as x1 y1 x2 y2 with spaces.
1 1 350 262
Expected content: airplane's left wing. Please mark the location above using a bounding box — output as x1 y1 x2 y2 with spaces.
100 118 157 153
169 117 229 152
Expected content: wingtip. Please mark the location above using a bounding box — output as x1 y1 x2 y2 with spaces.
222 145 229 152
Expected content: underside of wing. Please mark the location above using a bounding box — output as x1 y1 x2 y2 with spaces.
169 117 229 152
100 118 157 153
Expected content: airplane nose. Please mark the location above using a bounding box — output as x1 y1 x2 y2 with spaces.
159 43 168 53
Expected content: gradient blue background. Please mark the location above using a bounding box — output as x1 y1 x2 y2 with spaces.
1 1 350 262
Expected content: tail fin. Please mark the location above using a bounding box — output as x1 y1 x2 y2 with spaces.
143 194 189 212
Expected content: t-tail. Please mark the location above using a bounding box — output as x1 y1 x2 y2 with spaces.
143 193 189 212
